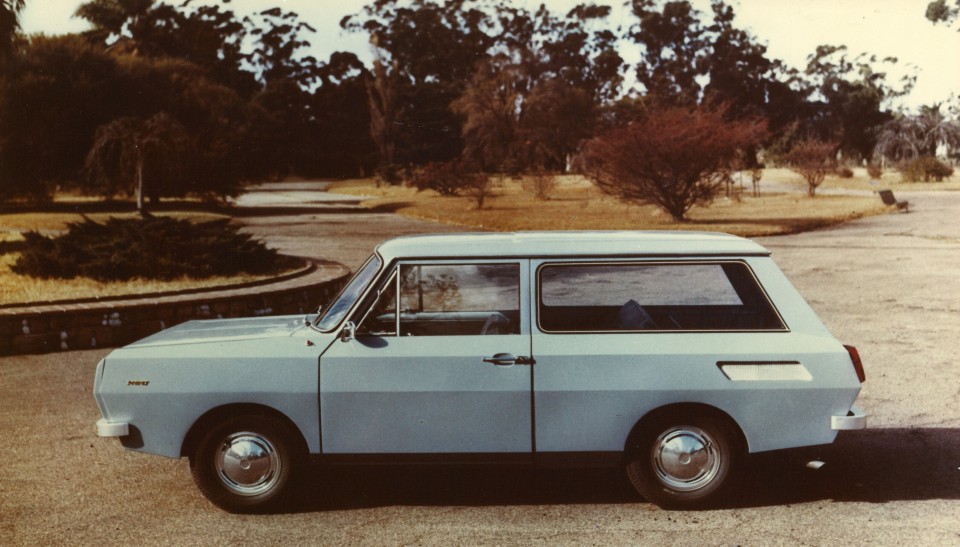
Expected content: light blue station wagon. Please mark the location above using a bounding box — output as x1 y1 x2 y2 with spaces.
94 231 866 511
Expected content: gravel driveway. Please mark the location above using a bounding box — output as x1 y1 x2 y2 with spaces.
2 187 959 545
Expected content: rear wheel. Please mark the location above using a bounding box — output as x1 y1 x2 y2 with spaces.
190 413 303 513
626 412 740 509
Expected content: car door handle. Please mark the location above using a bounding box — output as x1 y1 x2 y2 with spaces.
483 353 535 366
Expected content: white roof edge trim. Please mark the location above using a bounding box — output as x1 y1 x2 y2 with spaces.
374 231 770 262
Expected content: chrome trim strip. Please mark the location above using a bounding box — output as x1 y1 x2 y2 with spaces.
831 405 867 430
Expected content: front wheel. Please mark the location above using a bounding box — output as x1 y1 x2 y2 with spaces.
190 414 304 513
625 413 740 509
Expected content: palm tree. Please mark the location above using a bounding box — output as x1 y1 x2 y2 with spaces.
85 112 188 212
0 0 26 60
874 104 960 163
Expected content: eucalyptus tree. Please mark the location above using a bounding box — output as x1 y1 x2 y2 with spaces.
0 0 25 60
626 0 800 146
0 35 123 201
800 45 912 161
926 0 960 27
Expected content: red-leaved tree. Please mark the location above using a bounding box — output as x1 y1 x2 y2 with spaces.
783 139 838 196
580 104 766 221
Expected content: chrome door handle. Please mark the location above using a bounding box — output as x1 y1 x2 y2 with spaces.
483 353 535 366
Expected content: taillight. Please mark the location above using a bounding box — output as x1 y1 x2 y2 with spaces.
844 345 865 383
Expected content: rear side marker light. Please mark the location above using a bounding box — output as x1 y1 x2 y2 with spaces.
844 345 866 383
719 362 812 381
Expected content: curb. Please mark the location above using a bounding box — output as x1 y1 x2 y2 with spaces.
0 261 352 356
0 259 318 310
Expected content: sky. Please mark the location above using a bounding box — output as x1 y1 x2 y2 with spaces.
19 0 960 110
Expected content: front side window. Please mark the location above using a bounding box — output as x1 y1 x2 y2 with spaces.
538 262 785 333
357 263 520 336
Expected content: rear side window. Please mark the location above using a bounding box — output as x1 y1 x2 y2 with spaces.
538 262 785 333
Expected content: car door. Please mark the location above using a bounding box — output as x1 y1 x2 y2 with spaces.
319 259 533 458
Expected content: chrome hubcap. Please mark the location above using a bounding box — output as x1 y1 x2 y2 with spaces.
216 432 281 496
652 426 720 492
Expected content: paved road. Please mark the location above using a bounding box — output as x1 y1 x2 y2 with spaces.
2 187 959 545
233 181 458 268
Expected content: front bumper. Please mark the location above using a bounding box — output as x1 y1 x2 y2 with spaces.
831 405 867 430
97 418 129 437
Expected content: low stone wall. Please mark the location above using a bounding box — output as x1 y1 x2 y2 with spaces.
0 272 350 356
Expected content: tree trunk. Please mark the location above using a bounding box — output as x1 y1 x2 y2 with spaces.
135 152 145 212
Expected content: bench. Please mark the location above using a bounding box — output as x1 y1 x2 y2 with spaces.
879 189 909 212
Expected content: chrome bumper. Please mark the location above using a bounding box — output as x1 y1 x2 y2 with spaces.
831 405 867 430
97 418 129 437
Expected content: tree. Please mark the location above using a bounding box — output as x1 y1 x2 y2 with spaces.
580 104 766 221
77 0 321 94
75 0 153 40
308 52 375 177
366 50 403 172
450 3 623 174
626 0 801 149
926 0 960 27
628 0 707 106
874 104 960 162
85 112 189 211
0 0 25 61
0 35 124 201
800 45 911 161
451 55 520 173
516 78 596 171
343 0 495 164
783 139 837 197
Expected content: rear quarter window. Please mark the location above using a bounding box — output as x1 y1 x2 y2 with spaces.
537 261 785 333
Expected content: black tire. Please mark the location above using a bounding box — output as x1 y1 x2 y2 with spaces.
190 413 304 513
625 412 740 509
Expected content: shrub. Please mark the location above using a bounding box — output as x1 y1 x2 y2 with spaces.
375 164 405 187
866 163 883 179
12 216 299 281
836 166 854 178
580 104 767 221
899 156 954 182
409 161 472 196
461 172 493 209
783 139 837 197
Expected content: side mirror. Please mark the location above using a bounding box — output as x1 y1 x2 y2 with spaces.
340 321 356 342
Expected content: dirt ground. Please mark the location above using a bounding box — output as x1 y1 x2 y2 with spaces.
2 188 959 545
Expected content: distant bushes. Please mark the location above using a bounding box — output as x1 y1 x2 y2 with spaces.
409 161 466 196
13 216 300 281
898 157 954 182
836 166 854 178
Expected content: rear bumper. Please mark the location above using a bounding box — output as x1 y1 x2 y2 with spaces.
97 418 129 437
831 405 867 430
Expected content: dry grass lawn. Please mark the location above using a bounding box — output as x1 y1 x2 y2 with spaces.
330 170 901 236
0 207 290 306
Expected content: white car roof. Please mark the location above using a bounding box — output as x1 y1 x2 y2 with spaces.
375 231 770 262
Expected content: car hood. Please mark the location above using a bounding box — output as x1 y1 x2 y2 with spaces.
125 315 314 348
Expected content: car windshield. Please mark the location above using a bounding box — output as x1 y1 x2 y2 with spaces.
314 255 382 331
